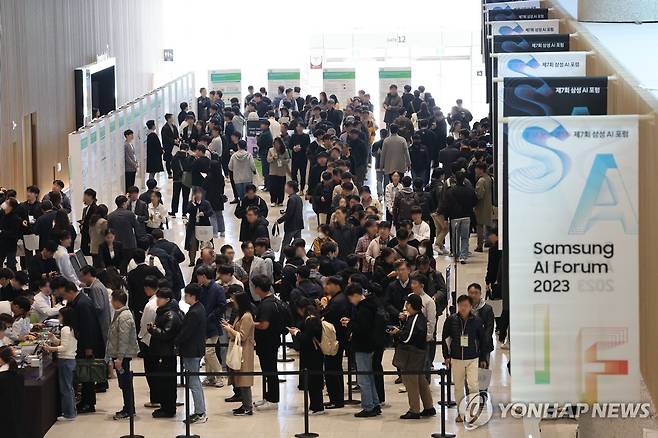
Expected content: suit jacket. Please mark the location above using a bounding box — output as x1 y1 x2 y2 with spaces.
161 123 179 154
99 241 124 271
67 291 105 357
127 263 163 313
152 238 185 264
34 209 57 249
128 199 149 232
277 193 303 232
107 208 140 249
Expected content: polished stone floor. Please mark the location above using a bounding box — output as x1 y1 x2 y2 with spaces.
45 167 518 438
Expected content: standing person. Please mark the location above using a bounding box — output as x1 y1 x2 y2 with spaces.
78 188 98 256
79 266 112 348
441 295 488 421
221 291 256 416
267 138 291 206
429 169 450 254
137 276 161 409
348 128 368 188
196 266 227 388
408 134 430 184
105 290 140 420
185 187 213 266
392 176 416 227
176 284 208 424
88 204 108 268
124 129 138 191
341 284 381 417
382 85 403 127
473 163 493 252
288 303 325 414
379 124 410 179
54 278 104 414
257 119 274 191
277 181 303 253
43 307 78 421
371 129 389 198
319 276 350 409
384 171 402 223
228 140 257 201
147 288 183 418
289 122 310 193
169 143 192 216
389 294 435 419
0 198 21 271
161 113 180 178
467 283 494 369
443 171 477 264
203 160 226 238
252 275 281 410
409 273 437 379
197 88 211 122
146 192 168 235
42 180 72 214
146 120 164 180
107 195 141 267
438 137 460 178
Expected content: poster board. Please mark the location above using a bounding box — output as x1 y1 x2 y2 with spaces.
323 69 356 108
208 70 242 106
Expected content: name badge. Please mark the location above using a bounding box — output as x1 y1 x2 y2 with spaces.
460 335 469 347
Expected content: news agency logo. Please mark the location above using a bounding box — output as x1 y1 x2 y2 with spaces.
458 392 494 430
498 402 652 420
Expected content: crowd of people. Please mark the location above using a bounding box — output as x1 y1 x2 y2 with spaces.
0 82 506 430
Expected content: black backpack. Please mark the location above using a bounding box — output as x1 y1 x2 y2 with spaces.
273 296 293 336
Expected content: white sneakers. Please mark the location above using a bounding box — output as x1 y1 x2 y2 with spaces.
254 400 278 410
57 416 75 422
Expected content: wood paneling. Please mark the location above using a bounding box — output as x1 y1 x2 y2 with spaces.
549 1 658 405
0 0 165 197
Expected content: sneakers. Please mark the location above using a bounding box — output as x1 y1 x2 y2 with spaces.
225 394 241 403
310 410 326 415
374 405 382 415
253 399 267 408
144 402 160 408
270 202 277 207
354 409 378 418
152 409 176 418
459 258 467 264
398 385 407 393
233 407 253 416
255 401 278 411
400 411 421 420
420 407 436 417
57 416 75 422
474 247 484 253
185 413 208 424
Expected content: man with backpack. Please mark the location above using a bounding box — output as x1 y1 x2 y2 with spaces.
320 276 350 409
392 176 416 227
252 275 282 410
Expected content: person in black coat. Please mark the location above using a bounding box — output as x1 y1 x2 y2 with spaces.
170 145 193 216
0 346 23 438
385 260 412 323
54 277 104 413
289 304 325 414
34 201 57 250
329 208 357 260
161 113 180 178
151 229 185 265
408 134 430 185
190 146 211 188
277 181 304 253
0 198 22 271
348 130 369 188
98 230 125 272
203 160 226 236
147 288 183 418
320 276 350 408
289 123 311 192
78 189 98 256
438 137 460 178
176 284 207 419
126 249 163 326
146 120 164 179
185 187 213 264
27 242 59 291
239 206 269 243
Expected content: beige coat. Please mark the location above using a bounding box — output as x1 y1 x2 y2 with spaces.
89 218 108 255
267 147 291 177
230 312 255 387
475 173 493 226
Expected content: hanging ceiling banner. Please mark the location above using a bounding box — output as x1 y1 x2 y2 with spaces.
506 115 640 404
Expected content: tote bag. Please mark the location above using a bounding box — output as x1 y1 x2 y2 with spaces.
195 225 214 243
270 223 282 252
226 332 243 370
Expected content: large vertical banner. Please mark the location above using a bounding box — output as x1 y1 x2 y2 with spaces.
323 69 356 107
378 68 412 124
495 52 588 245
507 115 640 403
267 69 300 96
208 70 242 106
96 119 108 205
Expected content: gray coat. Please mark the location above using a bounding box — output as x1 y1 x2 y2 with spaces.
107 207 140 249
379 134 410 175
474 173 493 226
124 142 138 172
87 279 112 345
105 306 140 360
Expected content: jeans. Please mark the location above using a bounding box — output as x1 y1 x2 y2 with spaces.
204 336 221 382
354 352 379 411
375 170 386 198
210 212 225 234
234 182 248 200
58 359 77 418
116 358 135 414
257 346 279 403
182 357 206 415
451 217 470 259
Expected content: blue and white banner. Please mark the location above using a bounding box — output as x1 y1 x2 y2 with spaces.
491 19 560 36
506 115 640 403
484 0 541 11
495 51 588 246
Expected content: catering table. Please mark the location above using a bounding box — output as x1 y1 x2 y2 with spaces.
21 362 58 438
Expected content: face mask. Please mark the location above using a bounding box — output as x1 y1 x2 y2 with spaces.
419 247 426 256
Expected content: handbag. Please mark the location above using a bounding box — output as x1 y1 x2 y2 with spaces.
195 225 214 243
226 332 243 370
75 358 108 383
23 234 40 251
270 223 282 252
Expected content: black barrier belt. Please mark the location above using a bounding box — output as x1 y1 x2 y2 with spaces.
122 367 457 438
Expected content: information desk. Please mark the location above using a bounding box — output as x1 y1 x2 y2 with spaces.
21 363 58 438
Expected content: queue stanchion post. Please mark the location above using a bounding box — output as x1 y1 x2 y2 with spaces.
294 368 319 438
120 371 144 438
278 333 294 363
431 369 456 438
176 370 200 438
345 345 360 405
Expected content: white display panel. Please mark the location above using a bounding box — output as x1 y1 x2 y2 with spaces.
208 70 242 106
323 69 356 108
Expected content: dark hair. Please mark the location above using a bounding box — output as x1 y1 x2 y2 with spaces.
320 241 338 256
133 248 146 264
405 293 423 312
389 124 399 135
80 265 97 277
397 228 410 241
217 264 235 276
143 275 159 290
0 346 18 372
411 273 428 290
467 282 482 292
0 268 14 280
251 274 271 293
457 294 472 305
156 288 174 300
234 292 252 317
12 295 31 313
286 180 299 192
115 195 128 207
254 237 270 249
146 120 156 130
124 129 134 137
344 284 364 297
184 283 202 300
196 265 214 280
111 290 128 305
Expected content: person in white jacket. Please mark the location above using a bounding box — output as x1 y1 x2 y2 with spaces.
410 273 437 382
228 140 257 200
43 307 78 421
384 171 403 223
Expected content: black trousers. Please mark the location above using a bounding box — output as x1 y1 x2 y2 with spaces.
171 181 190 214
498 309 509 343
257 346 279 403
140 342 159 404
163 151 173 175
125 171 136 191
152 355 177 414
372 346 385 403
269 175 286 204
324 346 344 405
80 381 96 407
291 159 307 192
